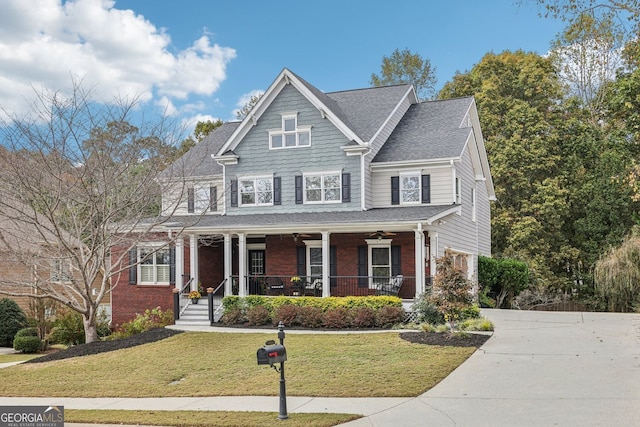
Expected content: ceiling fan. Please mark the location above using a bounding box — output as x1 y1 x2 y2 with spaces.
292 232 311 242
369 230 397 240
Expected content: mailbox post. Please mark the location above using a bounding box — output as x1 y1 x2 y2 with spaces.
256 321 288 420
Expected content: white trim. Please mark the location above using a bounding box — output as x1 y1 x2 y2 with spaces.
238 176 274 207
303 171 342 204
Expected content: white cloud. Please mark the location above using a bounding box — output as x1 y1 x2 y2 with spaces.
0 0 236 118
181 114 221 136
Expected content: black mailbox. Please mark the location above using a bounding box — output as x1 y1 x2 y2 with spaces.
257 344 287 366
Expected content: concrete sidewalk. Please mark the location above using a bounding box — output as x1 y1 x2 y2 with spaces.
1 309 639 426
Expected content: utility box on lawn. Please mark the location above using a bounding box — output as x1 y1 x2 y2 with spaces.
257 344 287 366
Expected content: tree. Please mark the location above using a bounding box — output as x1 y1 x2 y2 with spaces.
0 298 27 347
428 251 473 329
534 0 640 28
370 48 437 100
594 229 640 311
550 12 625 118
236 93 263 120
0 81 192 343
194 119 223 142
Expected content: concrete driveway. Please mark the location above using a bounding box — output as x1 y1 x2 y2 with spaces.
343 309 640 427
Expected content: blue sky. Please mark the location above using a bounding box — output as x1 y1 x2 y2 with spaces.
0 0 567 133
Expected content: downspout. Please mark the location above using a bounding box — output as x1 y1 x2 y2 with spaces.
362 146 371 210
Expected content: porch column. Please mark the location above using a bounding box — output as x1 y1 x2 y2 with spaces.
414 225 425 298
223 233 232 295
238 233 247 297
189 234 198 292
175 236 184 291
321 231 330 297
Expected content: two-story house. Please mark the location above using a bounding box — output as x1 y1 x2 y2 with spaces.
110 68 494 326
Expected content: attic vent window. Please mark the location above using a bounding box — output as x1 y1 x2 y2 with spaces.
461 114 472 128
269 114 311 149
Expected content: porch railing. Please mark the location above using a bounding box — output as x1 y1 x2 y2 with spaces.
231 275 424 299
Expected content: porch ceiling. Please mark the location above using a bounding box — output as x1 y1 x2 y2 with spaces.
161 205 458 234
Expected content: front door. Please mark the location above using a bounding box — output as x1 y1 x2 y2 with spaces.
248 250 265 294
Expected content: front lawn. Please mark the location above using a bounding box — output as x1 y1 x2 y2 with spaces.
0 331 476 397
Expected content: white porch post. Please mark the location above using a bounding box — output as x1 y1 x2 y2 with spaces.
238 233 247 297
223 233 232 295
175 237 184 291
414 225 425 298
321 231 330 297
189 234 198 292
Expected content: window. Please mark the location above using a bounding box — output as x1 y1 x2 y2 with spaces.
269 114 311 149
239 177 273 206
308 246 323 280
138 247 170 284
391 174 430 205
401 175 420 203
304 173 341 203
471 188 476 222
455 176 461 204
50 258 71 283
188 185 217 213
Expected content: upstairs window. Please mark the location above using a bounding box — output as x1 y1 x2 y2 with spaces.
188 185 218 213
240 177 273 206
51 258 71 283
401 175 420 204
391 174 430 205
304 172 341 203
269 114 311 149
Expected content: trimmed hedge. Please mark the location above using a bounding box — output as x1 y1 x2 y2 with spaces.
13 336 42 353
220 295 404 328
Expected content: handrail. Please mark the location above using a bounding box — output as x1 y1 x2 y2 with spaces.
210 278 226 295
181 277 193 295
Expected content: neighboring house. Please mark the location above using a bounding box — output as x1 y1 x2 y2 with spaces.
111 68 494 326
0 206 111 320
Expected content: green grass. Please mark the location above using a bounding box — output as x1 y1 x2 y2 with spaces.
0 331 475 397
66 409 361 427
0 353 41 363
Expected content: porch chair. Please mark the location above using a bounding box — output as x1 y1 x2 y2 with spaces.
304 278 322 297
266 277 285 296
380 275 403 296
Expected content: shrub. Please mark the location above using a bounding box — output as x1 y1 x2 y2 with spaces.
273 304 299 326
246 305 271 326
376 306 405 328
0 298 28 347
112 307 173 339
323 307 352 328
49 308 85 345
459 318 494 332
412 294 445 325
429 251 474 327
222 296 243 312
220 308 245 325
15 327 38 338
351 307 377 328
13 336 42 353
297 306 324 328
460 305 481 320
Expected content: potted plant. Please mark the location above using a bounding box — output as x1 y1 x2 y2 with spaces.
188 290 201 304
290 276 302 295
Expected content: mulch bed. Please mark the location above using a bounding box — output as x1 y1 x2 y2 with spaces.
400 331 491 347
26 328 183 363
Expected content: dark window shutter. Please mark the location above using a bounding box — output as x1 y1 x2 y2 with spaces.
342 173 351 203
421 174 431 204
273 177 281 205
187 188 195 213
358 245 368 287
391 245 401 276
295 175 303 204
230 179 238 207
391 176 400 205
169 246 176 285
128 248 137 285
330 245 337 287
296 246 306 277
210 186 217 212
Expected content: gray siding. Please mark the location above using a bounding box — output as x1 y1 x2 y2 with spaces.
371 165 453 208
162 178 223 216
364 96 412 208
226 84 362 214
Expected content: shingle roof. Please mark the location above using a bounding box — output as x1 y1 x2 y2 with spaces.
162 205 456 230
327 84 412 142
373 97 473 163
159 122 240 180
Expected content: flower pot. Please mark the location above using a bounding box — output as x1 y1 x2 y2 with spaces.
192 298 199 304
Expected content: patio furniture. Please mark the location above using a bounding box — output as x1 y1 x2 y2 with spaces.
379 275 403 296
266 277 285 295
304 278 322 296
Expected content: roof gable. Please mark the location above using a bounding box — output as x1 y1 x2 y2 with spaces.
215 68 417 157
